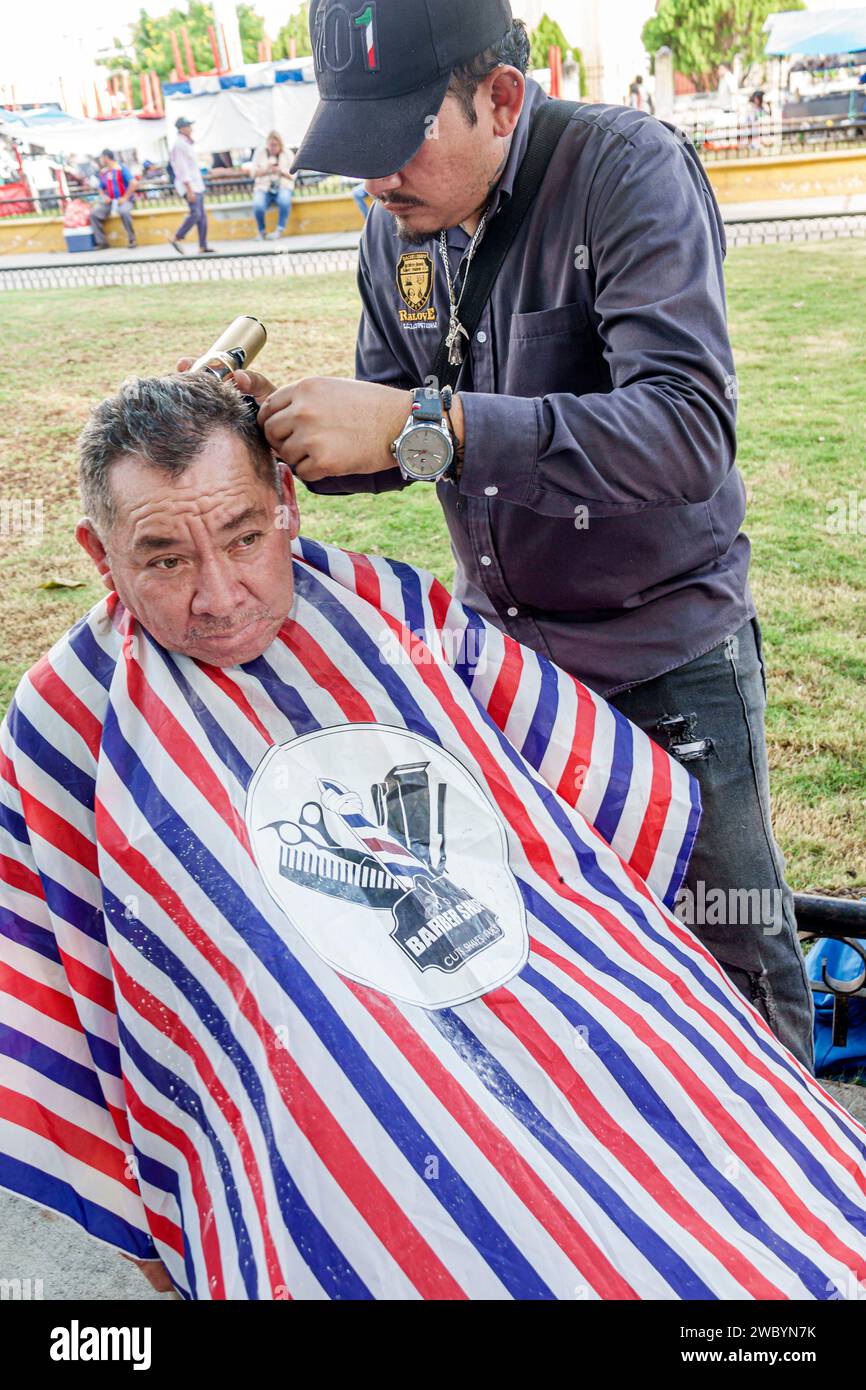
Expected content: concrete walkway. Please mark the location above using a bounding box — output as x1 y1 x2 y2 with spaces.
0 229 362 273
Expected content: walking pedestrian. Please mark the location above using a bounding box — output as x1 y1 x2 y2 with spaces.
169 117 215 255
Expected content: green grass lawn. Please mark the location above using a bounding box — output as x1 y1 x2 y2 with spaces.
1 239 864 892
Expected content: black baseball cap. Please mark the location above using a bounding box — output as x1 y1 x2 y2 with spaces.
291 0 513 179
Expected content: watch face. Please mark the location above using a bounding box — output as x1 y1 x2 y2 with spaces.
398 425 452 479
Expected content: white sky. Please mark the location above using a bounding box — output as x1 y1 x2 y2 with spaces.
1 1 305 103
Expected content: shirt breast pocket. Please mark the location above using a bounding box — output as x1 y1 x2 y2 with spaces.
504 300 603 398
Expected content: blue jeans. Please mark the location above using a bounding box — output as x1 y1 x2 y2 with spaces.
611 619 814 1070
253 187 293 234
352 183 372 220
174 192 208 249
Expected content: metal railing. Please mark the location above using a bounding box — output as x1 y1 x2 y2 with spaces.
0 171 360 220
796 895 866 1049
688 114 866 162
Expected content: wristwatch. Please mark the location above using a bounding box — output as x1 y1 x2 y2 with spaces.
391 386 455 482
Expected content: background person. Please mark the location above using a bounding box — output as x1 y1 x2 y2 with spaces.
252 131 295 239
92 149 139 250
169 116 214 255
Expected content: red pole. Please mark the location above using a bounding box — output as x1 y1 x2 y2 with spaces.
221 23 230 72
171 31 186 81
549 46 561 98
151 71 164 114
139 72 150 111
182 26 198 77
123 71 133 111
289 37 297 60
208 25 222 73
93 82 105 117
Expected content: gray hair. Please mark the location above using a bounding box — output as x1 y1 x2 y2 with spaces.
78 373 279 534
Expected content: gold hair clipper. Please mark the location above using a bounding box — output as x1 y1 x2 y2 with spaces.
191 316 267 380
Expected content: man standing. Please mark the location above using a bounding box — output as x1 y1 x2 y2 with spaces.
92 149 139 249
169 116 214 255
241 0 814 1067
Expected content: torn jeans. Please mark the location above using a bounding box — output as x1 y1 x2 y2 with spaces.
610 618 815 1071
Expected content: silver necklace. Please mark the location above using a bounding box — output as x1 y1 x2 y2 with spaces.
438 212 488 367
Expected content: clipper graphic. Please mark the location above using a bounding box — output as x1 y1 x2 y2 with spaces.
264 763 503 974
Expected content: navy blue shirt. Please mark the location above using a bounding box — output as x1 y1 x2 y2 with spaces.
312 80 753 697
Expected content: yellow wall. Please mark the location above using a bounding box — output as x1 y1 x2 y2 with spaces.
0 193 365 256
2 148 865 256
705 148 866 205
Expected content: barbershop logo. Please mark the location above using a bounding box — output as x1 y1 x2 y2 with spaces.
246 725 527 1008
396 252 438 327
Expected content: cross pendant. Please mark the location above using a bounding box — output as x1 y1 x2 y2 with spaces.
446 311 469 367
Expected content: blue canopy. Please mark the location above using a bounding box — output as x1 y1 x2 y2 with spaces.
764 7 866 56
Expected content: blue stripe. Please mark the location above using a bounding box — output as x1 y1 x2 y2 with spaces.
105 883 371 1301
40 874 106 944
593 705 634 845
0 797 28 846
67 616 117 691
453 605 487 689
87 1030 123 1081
520 653 558 770
430 1007 714 1299
0 1152 157 1260
6 703 95 812
516 941 837 1297
117 1015 261 1300
134 1148 197 1298
144 636 253 788
240 651 320 743
0 1021 107 1110
663 772 702 909
296 537 332 575
102 705 553 1298
384 558 427 641
0 905 60 964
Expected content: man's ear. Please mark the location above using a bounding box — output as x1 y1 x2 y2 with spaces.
277 463 300 540
76 519 115 591
487 66 525 138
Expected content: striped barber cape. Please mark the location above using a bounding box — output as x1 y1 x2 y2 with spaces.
1 536 865 1300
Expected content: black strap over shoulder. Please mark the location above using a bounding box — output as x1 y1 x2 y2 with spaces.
431 99 580 392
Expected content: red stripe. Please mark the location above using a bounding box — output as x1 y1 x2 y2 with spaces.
112 956 288 1298
0 960 82 1033
627 736 672 881
123 643 253 858
14 787 99 878
196 663 274 745
142 1205 186 1259
1 852 44 900
346 551 381 607
531 936 866 1278
121 1081 225 1298
96 801 467 1300
58 945 115 1015
486 634 523 731
27 656 102 759
484 985 785 1299
279 622 377 721
0 746 19 790
0 1082 140 1194
349 982 637 1299
555 683 597 806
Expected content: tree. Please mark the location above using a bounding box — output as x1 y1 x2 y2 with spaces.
274 2 312 60
100 2 270 83
642 0 806 91
529 13 587 96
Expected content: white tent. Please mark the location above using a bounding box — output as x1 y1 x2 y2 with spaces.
164 82 320 157
0 111 168 162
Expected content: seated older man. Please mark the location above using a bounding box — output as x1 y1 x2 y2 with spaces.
1 374 865 1302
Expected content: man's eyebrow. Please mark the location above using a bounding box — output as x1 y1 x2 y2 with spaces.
131 506 269 553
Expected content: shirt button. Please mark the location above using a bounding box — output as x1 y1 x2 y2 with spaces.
480 555 492 566
476 330 488 343
506 606 519 618
484 485 498 496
